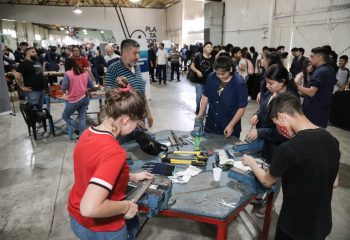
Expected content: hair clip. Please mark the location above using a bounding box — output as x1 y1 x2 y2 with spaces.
120 84 131 93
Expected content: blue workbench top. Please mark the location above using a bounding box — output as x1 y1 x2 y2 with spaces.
123 130 255 220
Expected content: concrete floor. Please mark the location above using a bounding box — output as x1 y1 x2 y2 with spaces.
0 73 349 240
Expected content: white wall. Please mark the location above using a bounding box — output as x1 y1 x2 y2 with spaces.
223 0 350 59
166 0 204 46
183 0 204 44
166 1 183 45
204 1 224 45
0 5 166 45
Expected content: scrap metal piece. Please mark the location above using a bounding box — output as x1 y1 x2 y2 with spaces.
131 178 154 202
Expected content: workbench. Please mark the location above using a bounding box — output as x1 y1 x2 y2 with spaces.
45 94 104 139
124 130 274 240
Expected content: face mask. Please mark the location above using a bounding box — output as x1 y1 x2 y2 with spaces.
276 124 294 139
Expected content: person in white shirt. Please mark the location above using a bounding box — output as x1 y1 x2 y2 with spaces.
156 43 169 84
334 55 349 92
104 45 120 67
3 47 15 72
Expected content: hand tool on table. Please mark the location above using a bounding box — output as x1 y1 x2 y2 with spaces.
219 199 237 208
168 135 179 150
161 150 209 166
171 130 184 147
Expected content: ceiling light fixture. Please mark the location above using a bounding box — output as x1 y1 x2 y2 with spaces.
73 7 82 14
73 0 82 14
129 0 140 3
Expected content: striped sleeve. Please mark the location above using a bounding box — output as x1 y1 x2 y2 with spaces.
105 64 118 89
89 149 127 192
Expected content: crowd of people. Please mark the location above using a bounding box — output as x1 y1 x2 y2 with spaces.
3 38 348 240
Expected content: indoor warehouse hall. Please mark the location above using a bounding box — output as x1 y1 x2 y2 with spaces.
0 0 350 240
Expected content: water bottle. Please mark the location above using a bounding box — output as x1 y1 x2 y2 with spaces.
194 132 201 151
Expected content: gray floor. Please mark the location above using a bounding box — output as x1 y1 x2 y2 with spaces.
0 74 349 240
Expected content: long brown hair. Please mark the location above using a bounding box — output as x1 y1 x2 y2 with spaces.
64 58 84 75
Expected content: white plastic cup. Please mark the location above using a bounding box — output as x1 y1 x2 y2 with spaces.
213 167 222 182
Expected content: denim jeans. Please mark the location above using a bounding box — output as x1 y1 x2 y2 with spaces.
70 215 128 240
26 90 46 109
195 83 205 110
157 64 167 83
62 97 89 135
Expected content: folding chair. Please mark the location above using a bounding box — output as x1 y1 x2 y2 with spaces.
19 102 55 140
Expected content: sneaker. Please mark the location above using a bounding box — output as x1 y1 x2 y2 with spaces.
73 129 80 135
177 79 181 82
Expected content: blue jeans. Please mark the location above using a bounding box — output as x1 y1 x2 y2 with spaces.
62 97 89 135
195 83 205 110
70 215 127 240
26 90 46 108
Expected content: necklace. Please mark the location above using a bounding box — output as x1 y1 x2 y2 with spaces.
217 82 229 96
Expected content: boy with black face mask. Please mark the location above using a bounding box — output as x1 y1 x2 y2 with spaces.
15 47 47 108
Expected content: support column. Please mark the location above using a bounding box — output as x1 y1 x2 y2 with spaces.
204 1 224 46
267 0 276 47
0 44 12 116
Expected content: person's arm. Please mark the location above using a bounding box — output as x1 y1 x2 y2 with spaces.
297 85 318 97
197 95 208 117
105 65 117 89
256 127 287 142
61 73 70 91
145 101 154 128
224 108 245 138
238 60 246 71
80 184 137 218
190 55 203 78
14 71 31 92
86 68 96 85
129 172 154 183
87 75 94 89
256 57 262 74
242 155 278 187
340 80 348 91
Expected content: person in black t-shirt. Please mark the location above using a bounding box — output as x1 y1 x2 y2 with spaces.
15 47 47 108
147 43 157 83
242 93 340 240
190 41 214 114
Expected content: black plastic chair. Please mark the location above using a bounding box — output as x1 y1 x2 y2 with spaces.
19 102 55 140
